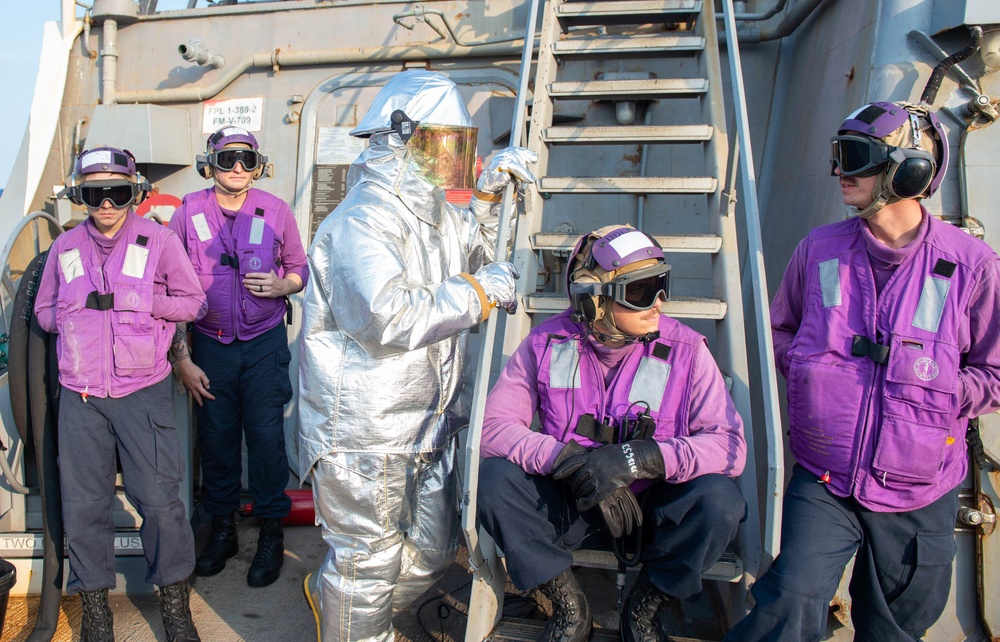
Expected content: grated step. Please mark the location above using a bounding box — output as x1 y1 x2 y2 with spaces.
572 548 744 582
543 124 713 144
531 232 721 254
523 292 727 320
537 176 717 195
489 617 713 642
553 34 704 56
547 78 708 101
556 0 701 28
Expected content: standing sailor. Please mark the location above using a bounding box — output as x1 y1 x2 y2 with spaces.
169 126 308 588
725 102 1000 641
298 69 536 641
34 146 206 642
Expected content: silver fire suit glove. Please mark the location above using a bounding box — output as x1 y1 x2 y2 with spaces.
476 146 538 195
473 261 519 314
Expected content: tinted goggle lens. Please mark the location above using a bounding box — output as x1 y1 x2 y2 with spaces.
618 271 669 310
212 149 261 172
80 182 138 208
831 136 888 177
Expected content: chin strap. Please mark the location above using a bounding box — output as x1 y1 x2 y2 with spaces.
848 171 899 219
213 177 255 199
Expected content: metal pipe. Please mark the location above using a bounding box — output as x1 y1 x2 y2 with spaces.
717 0 788 22
921 25 983 106
100 17 118 105
178 38 225 69
115 40 526 104
636 105 653 231
722 0 831 44
393 8 525 46
81 9 94 60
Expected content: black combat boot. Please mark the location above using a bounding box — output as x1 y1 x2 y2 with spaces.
195 513 239 577
159 580 201 642
537 568 592 642
620 571 668 642
79 588 114 642
247 518 284 587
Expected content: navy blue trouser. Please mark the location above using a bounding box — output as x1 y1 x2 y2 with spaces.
59 377 195 593
192 323 292 519
723 465 957 642
477 457 745 598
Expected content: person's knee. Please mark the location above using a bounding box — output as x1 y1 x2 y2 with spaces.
693 475 745 527
476 457 523 515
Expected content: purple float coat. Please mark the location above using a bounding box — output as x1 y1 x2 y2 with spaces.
34 214 207 398
169 187 308 343
482 310 746 487
771 209 1000 511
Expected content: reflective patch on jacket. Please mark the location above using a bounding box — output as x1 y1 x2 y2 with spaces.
628 357 671 412
549 339 581 389
912 275 950 333
819 257 841 308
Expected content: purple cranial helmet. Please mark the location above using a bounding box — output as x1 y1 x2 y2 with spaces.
831 101 949 217
64 146 150 209
566 225 671 342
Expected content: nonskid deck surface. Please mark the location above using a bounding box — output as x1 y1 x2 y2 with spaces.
0 516 813 642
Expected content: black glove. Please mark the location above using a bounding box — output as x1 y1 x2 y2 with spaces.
597 485 643 538
551 440 587 473
552 440 665 511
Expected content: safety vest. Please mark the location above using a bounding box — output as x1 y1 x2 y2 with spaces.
52 217 175 397
534 311 702 447
785 214 995 511
177 188 286 342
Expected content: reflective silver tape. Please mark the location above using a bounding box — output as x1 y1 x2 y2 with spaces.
122 244 150 279
549 339 581 389
819 258 842 308
912 275 950 333
628 357 671 412
249 217 265 245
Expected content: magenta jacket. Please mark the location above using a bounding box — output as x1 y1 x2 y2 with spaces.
169 187 308 343
771 211 1000 511
482 310 746 489
35 214 207 398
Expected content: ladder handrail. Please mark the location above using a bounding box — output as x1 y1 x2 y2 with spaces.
719 0 785 572
461 0 541 578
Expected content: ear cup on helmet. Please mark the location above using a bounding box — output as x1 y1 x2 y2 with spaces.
886 148 935 199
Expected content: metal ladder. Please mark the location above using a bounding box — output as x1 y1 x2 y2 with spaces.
463 0 781 638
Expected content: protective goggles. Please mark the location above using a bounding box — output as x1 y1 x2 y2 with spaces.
206 148 264 172
572 262 671 311
830 135 891 177
79 180 144 209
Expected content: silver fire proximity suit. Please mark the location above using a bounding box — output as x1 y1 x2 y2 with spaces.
298 70 534 642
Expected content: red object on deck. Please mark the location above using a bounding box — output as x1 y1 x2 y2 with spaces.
240 489 316 526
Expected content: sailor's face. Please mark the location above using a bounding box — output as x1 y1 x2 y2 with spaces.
84 172 131 236
213 144 254 194
611 298 663 338
835 165 878 210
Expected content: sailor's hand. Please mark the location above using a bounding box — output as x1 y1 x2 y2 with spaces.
596 486 643 539
174 358 215 406
476 147 538 196
474 261 520 314
244 271 285 298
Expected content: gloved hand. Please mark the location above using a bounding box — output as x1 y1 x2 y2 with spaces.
474 261 520 314
598 486 643 539
552 440 665 512
551 440 644 538
476 146 538 195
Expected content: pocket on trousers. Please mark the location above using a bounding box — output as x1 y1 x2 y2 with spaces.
149 406 182 485
316 454 390 542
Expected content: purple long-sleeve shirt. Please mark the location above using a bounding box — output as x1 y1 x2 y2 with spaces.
482 312 746 483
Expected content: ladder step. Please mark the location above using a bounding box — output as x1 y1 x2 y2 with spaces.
531 232 721 254
523 292 727 320
538 176 717 194
547 78 708 100
571 548 744 583
556 0 702 28
553 35 704 56
543 125 713 144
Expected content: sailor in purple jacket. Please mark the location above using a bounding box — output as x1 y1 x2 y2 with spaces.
725 103 1000 642
34 146 206 641
168 127 308 589
478 225 746 642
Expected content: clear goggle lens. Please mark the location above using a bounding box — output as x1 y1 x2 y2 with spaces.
210 148 262 172
80 180 140 209
830 135 890 177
